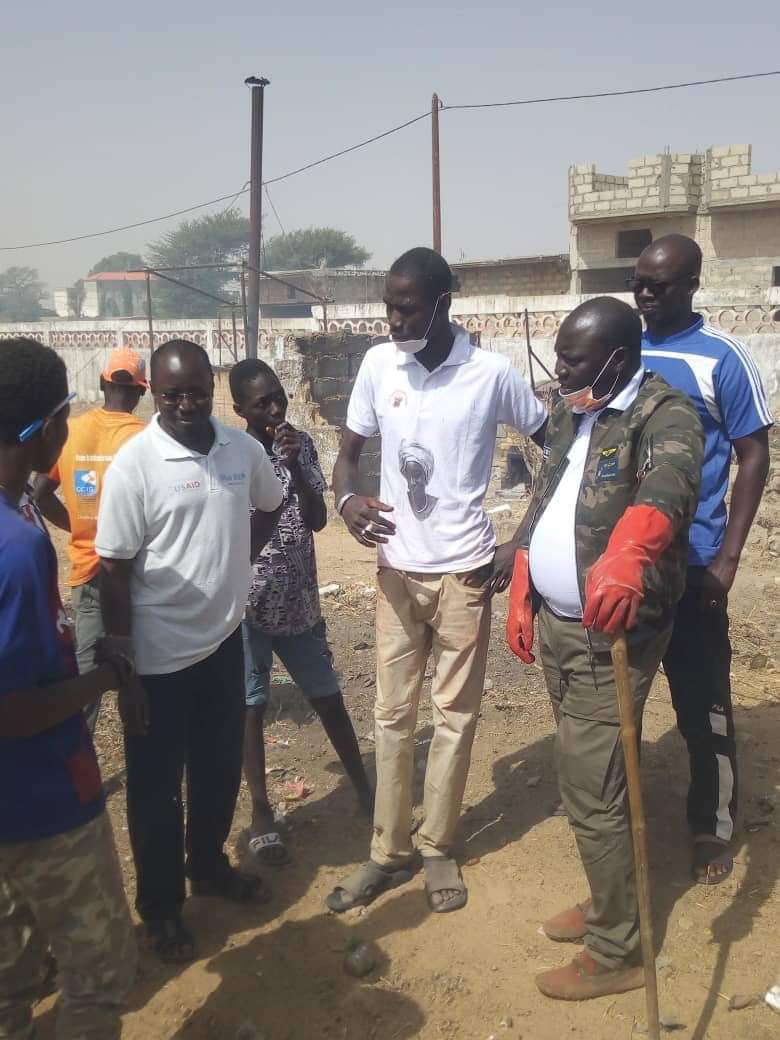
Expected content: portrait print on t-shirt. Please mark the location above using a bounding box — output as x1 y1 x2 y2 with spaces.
399 440 438 521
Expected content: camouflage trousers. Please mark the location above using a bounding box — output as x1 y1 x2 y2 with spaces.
0 812 136 1040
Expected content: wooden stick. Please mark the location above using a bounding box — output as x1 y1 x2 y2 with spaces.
610 633 660 1040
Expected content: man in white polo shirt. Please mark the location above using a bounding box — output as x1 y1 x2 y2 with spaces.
325 248 546 915
95 339 283 963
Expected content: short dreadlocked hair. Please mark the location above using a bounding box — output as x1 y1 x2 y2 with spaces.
0 338 68 446
229 358 279 405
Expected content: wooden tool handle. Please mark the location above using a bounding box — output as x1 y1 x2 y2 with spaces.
611 632 661 1040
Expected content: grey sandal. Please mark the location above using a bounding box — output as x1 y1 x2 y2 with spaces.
246 830 291 867
424 856 467 914
326 860 415 913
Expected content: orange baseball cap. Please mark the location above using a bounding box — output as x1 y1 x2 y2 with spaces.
102 347 148 388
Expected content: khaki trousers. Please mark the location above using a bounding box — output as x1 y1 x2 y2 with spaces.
538 605 671 969
370 566 492 867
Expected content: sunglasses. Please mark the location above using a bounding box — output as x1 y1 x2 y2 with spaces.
626 275 692 295
18 393 76 444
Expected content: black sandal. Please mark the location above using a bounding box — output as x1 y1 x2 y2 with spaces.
693 842 734 886
146 917 197 963
190 866 272 904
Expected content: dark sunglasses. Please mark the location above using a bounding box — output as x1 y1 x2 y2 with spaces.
626 275 692 295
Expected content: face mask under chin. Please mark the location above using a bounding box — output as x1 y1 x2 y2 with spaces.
559 349 621 413
393 292 450 354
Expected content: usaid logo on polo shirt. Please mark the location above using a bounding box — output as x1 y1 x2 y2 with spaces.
219 471 247 486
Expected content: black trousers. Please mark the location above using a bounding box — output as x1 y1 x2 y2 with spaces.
124 627 245 922
663 567 737 844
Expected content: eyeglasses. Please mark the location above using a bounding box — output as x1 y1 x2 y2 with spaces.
157 390 212 405
18 392 76 443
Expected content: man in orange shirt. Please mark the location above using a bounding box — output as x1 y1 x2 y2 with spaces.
34 347 147 733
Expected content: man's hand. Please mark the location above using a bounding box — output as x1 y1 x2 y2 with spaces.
95 635 134 678
506 548 535 663
341 495 396 547
118 677 150 737
273 422 302 466
698 557 736 609
483 540 518 598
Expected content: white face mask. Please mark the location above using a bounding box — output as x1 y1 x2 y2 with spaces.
392 292 449 354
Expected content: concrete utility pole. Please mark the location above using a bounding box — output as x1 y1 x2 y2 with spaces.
245 75 270 359
432 93 442 254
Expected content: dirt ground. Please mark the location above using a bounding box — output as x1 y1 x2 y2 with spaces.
34 462 780 1040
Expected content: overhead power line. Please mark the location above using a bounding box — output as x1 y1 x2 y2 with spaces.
442 69 780 110
0 110 431 253
2 68 779 253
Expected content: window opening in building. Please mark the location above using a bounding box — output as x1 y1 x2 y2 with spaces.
616 229 652 259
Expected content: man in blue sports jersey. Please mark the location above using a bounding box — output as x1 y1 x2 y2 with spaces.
0 337 136 1038
633 234 773 885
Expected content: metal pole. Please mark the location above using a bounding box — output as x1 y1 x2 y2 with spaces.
611 634 661 1040
524 308 535 393
231 308 238 362
145 271 154 353
245 75 270 359
432 93 442 253
240 263 249 358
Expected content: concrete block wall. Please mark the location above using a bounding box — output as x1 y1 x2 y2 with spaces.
568 150 780 218
259 269 387 306
708 144 780 205
704 257 780 291
572 144 780 217
453 257 569 297
570 152 704 219
5 291 778 503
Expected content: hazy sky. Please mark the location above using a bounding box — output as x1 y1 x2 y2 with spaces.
2 0 779 294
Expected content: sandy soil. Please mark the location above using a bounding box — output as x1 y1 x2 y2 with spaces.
32 462 780 1040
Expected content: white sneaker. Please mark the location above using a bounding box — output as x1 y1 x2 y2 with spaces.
765 983 780 1013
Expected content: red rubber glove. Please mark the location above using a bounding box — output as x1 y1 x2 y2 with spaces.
583 505 675 634
506 548 535 663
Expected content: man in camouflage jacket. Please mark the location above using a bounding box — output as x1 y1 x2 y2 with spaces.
507 297 703 1001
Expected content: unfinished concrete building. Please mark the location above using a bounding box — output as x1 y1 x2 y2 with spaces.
569 144 780 294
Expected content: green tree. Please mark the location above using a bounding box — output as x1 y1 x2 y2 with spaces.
87 251 145 276
146 209 249 317
0 266 46 321
263 227 370 271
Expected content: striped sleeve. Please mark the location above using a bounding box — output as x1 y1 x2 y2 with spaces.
706 329 774 438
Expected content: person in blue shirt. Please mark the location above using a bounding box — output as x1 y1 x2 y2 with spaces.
0 337 136 1039
633 234 773 885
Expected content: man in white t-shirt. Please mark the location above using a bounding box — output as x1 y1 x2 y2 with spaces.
95 339 283 963
325 248 546 915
